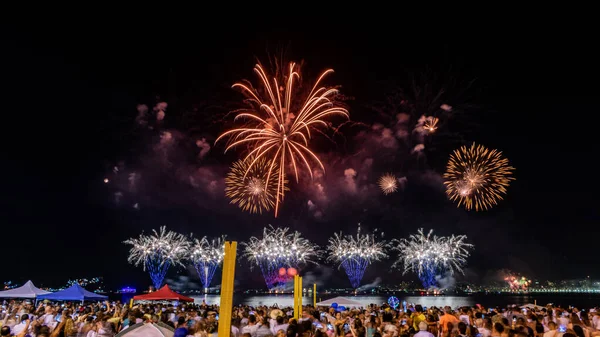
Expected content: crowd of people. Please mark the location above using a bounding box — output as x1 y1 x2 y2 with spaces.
0 299 599 337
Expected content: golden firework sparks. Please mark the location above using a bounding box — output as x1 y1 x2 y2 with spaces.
216 62 349 217
443 143 515 211
423 116 439 133
246 177 265 196
378 173 398 195
225 156 288 214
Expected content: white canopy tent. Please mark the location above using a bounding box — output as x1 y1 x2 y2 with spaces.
316 296 363 308
0 280 51 299
520 303 545 311
115 322 174 337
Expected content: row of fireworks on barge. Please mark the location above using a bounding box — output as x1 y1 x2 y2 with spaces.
125 225 473 290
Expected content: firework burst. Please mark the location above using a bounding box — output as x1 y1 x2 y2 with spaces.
243 225 320 289
123 226 190 289
502 270 531 291
393 228 473 289
378 173 398 195
443 143 515 211
190 236 225 290
423 116 439 133
224 156 288 214
216 62 349 217
327 224 388 289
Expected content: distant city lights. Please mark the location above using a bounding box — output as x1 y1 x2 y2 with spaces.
119 287 136 293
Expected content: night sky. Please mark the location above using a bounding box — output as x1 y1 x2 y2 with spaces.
3 24 598 291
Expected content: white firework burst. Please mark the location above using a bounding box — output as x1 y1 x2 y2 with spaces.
378 173 398 195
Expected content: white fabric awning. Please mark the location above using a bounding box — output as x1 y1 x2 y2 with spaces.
520 303 544 310
115 322 174 337
0 281 51 299
316 296 363 307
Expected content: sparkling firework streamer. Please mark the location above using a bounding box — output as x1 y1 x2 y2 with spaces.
216 62 349 217
443 143 515 211
124 226 190 289
243 225 320 289
327 224 388 289
393 228 473 289
378 173 398 195
190 236 225 290
224 156 288 214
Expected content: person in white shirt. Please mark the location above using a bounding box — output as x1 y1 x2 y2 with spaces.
459 309 471 326
558 312 570 328
476 318 492 337
11 314 29 335
241 315 259 337
271 316 288 335
255 317 273 337
40 306 55 327
231 323 240 337
592 312 600 330
543 322 561 337
414 321 435 337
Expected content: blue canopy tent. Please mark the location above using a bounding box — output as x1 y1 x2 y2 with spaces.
37 284 108 304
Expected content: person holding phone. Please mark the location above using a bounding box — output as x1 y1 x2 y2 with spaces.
6 318 31 337
11 314 30 335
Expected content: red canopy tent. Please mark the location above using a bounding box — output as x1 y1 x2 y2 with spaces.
132 285 194 302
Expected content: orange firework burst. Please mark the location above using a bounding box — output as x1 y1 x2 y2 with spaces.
443 143 515 211
216 62 349 216
423 116 439 133
378 173 398 195
224 156 288 214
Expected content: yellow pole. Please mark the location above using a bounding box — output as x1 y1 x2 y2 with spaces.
129 298 133 308
313 283 316 307
294 276 302 320
299 276 303 314
293 275 298 320
218 241 237 337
